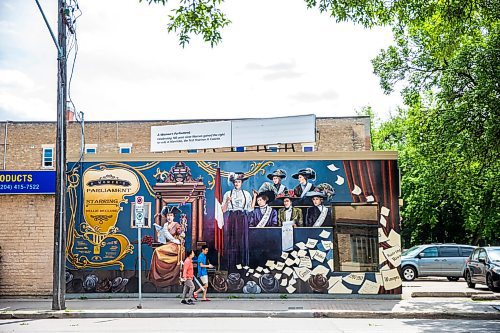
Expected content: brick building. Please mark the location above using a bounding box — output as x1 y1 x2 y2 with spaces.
0 116 376 296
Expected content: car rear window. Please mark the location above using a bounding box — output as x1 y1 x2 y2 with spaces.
439 246 459 257
460 247 474 257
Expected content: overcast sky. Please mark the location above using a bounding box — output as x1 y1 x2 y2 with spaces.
0 0 402 122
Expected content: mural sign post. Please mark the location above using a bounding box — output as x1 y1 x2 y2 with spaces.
135 196 144 308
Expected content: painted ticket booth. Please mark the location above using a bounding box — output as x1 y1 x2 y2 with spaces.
65 152 401 296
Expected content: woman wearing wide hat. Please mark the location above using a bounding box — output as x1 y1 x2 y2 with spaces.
149 205 186 287
305 191 333 227
222 172 253 270
276 192 303 227
292 168 316 199
258 169 288 197
249 190 278 227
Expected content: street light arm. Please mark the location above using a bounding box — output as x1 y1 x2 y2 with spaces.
34 0 63 58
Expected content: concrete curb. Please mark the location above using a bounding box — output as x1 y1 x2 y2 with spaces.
411 291 493 298
1 310 499 320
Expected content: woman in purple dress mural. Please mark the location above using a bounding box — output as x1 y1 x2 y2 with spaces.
222 172 253 270
249 191 278 227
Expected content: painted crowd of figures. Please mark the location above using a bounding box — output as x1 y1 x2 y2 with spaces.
149 167 336 285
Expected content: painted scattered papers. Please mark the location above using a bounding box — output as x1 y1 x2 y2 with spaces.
319 230 331 238
358 279 381 294
286 285 296 294
306 238 318 249
256 266 263 272
312 250 326 263
281 221 294 251
335 175 345 185
294 266 312 282
311 265 329 277
280 279 287 287
290 250 298 258
275 262 285 271
281 252 289 260
383 245 401 267
274 273 282 280
299 257 312 268
263 268 270 274
321 240 333 250
309 250 317 258
352 185 362 195
297 250 307 257
379 216 387 227
380 206 390 216
327 259 334 271
342 273 365 285
248 268 254 273
265 260 275 270
283 267 293 276
387 229 401 248
289 278 297 286
328 276 342 289
253 273 262 278
327 163 339 172
366 195 374 203
378 228 389 243
285 258 295 266
295 242 307 250
236 264 242 270
381 268 402 290
328 280 352 294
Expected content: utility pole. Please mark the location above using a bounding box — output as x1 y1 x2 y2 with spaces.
53 0 67 310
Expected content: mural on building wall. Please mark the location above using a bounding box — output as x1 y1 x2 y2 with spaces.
65 159 401 295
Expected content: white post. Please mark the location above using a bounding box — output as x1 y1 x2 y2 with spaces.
137 225 142 309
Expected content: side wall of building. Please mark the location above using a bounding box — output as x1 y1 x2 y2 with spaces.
0 117 371 295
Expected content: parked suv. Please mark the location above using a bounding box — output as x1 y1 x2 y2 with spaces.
464 247 500 292
401 244 475 281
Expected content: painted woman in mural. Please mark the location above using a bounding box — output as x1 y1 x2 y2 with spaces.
149 206 185 287
249 190 278 227
292 168 316 199
222 172 253 270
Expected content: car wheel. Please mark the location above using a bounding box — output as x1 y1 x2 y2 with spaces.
465 270 475 288
486 273 500 292
402 266 417 281
447 277 460 282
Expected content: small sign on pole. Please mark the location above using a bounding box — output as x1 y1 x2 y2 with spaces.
135 196 144 309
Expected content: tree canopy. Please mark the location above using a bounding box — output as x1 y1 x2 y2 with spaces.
143 0 500 245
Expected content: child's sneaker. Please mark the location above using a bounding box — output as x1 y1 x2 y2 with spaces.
180 300 188 305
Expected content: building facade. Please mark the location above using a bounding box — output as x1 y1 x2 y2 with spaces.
0 117 403 297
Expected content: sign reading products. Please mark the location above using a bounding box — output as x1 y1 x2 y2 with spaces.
0 171 56 194
150 115 316 152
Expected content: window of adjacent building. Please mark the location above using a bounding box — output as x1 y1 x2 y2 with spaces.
85 144 97 154
119 147 131 154
333 205 379 272
266 145 279 152
187 149 198 154
302 144 315 152
233 146 245 152
42 147 54 168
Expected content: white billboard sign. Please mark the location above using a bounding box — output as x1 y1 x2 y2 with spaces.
232 114 315 147
150 115 316 152
151 121 232 152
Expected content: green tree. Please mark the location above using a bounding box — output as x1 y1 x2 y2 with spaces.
143 0 500 245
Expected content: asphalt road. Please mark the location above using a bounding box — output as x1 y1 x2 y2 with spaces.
1 318 499 333
402 277 492 298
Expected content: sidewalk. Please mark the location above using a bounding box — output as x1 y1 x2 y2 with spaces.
1 296 499 320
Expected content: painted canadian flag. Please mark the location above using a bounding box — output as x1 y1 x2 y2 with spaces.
214 167 224 254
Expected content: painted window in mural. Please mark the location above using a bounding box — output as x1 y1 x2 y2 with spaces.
333 205 379 272
65 158 401 295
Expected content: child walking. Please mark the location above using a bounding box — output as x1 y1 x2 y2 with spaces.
181 249 196 305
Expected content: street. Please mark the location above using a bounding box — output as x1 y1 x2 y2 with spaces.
0 318 499 333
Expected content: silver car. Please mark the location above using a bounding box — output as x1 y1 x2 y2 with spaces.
401 244 475 281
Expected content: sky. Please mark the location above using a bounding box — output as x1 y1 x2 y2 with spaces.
0 0 402 122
